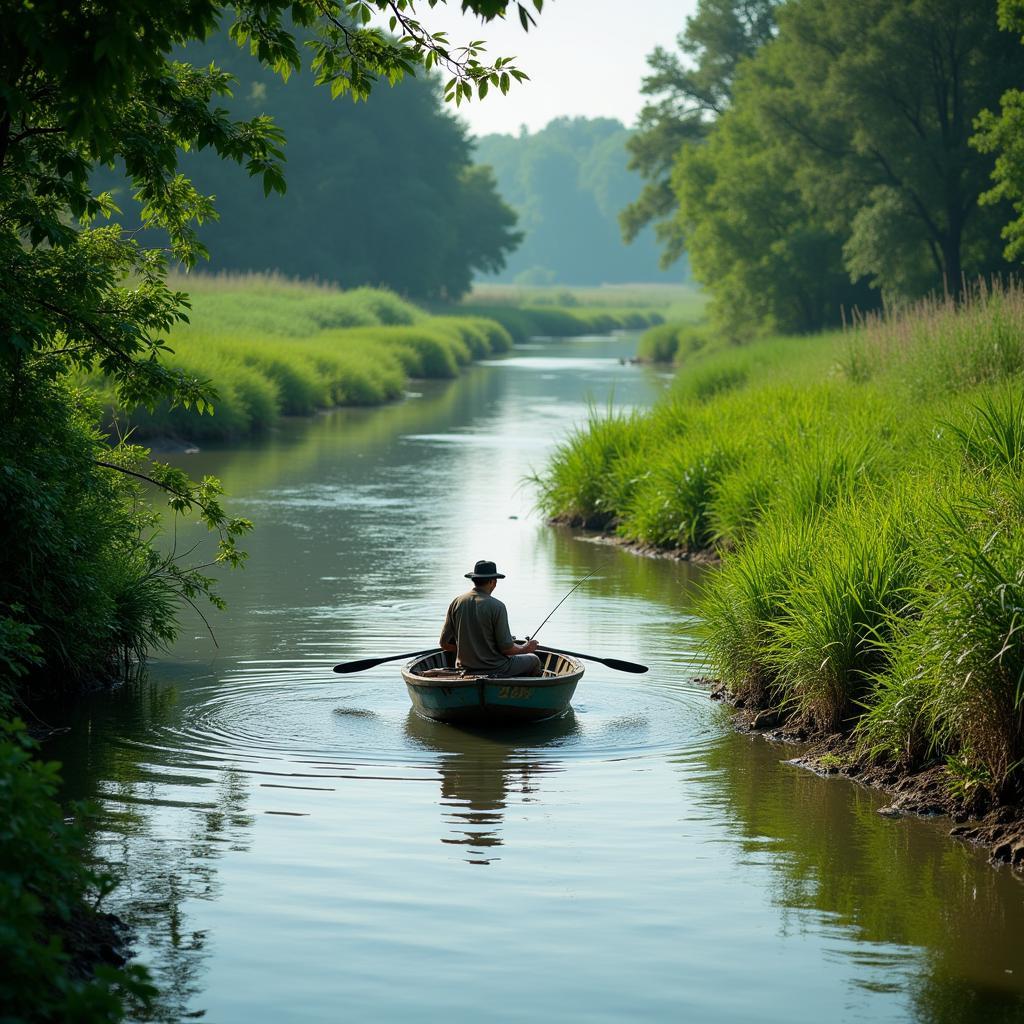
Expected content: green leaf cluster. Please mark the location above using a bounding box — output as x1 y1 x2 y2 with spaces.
620 0 777 262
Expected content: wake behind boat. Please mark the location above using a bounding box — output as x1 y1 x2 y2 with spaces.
402 648 584 723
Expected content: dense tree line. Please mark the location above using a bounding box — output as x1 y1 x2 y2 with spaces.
628 0 1024 335
475 117 678 284
94 32 522 301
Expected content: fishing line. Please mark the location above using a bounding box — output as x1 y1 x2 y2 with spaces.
529 560 608 641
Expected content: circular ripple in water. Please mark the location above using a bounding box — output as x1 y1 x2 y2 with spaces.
112 659 725 785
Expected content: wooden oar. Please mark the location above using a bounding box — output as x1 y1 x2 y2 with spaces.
333 645 648 676
539 645 648 674
333 647 441 674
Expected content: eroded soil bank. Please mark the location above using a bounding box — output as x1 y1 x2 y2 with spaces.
708 683 1024 871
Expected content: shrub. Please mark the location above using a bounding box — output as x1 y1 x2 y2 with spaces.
637 322 709 363
765 495 919 730
699 514 817 706
535 407 646 529
896 486 1024 794
621 442 739 549
0 372 179 693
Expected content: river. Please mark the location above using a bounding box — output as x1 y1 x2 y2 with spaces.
51 332 1024 1023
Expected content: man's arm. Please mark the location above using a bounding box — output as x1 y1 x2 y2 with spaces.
440 603 457 652
500 638 539 656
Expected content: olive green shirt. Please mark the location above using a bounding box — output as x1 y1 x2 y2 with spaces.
440 587 515 671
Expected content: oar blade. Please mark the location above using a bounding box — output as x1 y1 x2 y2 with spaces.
600 657 649 674
541 645 649 674
333 657 386 674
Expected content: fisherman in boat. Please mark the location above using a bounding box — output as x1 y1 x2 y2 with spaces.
440 560 543 677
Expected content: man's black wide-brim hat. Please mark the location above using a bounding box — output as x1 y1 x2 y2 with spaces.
465 559 506 579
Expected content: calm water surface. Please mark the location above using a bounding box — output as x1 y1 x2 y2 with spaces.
52 334 1024 1023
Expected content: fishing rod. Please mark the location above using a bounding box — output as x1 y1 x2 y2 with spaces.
528 563 606 642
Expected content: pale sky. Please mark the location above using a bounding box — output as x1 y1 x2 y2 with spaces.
414 0 699 138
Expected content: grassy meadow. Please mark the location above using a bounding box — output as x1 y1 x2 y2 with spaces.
96 275 680 441
94 275 515 440
536 281 1024 801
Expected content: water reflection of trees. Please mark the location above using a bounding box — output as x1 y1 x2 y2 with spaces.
404 710 577 865
47 675 256 1023
694 734 1024 1023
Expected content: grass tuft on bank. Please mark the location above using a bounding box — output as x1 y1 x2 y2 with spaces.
536 280 1024 802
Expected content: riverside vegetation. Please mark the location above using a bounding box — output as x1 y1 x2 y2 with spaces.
90 275 668 442
538 281 1024 825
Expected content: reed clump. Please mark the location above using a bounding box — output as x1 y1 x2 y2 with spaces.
636 322 711 363
537 279 1024 801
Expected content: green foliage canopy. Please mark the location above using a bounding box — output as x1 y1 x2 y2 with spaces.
763 0 1019 300
973 0 1024 262
633 0 1022 335
133 32 522 300
672 58 874 336
620 0 778 265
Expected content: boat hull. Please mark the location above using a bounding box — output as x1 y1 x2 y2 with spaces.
402 649 584 724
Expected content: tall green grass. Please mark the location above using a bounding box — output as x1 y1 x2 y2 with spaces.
636 322 711 363
538 280 1024 800
97 278 515 440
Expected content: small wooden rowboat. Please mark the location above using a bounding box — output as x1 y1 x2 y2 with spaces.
402 648 584 724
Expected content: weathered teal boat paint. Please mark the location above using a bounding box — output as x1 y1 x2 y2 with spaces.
402 649 584 724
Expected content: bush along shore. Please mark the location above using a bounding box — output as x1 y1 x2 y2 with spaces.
536 280 1024 868
92 275 667 443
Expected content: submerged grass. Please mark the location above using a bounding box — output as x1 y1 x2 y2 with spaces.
537 279 1024 801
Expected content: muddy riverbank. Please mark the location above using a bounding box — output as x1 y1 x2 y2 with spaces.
709 683 1024 871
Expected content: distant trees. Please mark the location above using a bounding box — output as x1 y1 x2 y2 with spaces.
630 0 1024 336
143 32 522 301
475 117 674 285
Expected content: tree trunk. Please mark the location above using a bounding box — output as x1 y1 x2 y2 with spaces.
943 216 964 300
